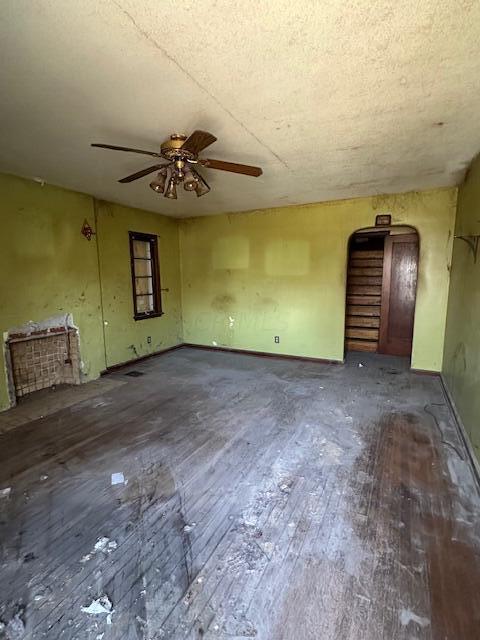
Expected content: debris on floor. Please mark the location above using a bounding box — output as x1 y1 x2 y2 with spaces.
135 615 147 630
80 536 118 563
81 595 114 624
278 480 293 494
39 475 48 481
2 611 26 640
94 536 117 553
399 608 430 628
81 596 112 615
3 348 480 638
111 472 126 485
32 584 52 602
0 487 12 499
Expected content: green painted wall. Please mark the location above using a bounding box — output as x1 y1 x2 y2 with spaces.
0 172 459 413
0 174 183 411
443 155 480 460
180 188 457 371
0 174 105 410
96 200 183 367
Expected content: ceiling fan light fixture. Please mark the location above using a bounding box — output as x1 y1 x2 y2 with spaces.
195 173 210 197
149 167 168 193
174 159 186 181
164 176 178 199
183 167 198 191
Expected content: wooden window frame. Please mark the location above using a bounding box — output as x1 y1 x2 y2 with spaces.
129 231 163 321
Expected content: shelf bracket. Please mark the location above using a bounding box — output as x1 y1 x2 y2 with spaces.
455 235 479 263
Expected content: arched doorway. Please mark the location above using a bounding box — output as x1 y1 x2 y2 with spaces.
344 226 419 358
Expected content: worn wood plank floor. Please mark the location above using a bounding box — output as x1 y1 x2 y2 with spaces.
0 348 479 639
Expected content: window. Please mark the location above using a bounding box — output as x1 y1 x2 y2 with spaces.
129 231 162 320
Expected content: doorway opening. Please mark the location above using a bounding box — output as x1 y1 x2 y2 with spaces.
344 226 419 359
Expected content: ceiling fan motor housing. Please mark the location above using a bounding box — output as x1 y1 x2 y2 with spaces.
161 134 196 161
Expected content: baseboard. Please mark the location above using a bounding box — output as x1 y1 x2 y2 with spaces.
183 343 343 365
102 342 343 374
101 343 184 373
440 373 480 488
410 367 441 376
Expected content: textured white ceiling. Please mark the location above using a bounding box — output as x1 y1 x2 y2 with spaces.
1 0 479 218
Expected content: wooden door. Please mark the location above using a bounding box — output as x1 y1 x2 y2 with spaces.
378 233 418 356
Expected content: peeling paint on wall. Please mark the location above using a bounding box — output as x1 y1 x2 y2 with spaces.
7 313 75 337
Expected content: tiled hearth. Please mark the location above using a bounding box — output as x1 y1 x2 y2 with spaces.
7 328 81 398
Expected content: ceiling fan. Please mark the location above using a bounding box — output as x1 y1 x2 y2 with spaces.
91 130 263 199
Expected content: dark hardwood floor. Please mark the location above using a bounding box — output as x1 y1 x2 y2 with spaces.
0 348 479 639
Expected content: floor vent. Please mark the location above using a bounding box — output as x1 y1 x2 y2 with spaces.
124 371 144 377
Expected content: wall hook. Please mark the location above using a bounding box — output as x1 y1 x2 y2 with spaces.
454 235 479 263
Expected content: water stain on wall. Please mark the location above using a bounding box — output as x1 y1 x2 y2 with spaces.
211 294 236 311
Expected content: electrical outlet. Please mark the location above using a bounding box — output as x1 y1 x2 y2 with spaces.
274 336 280 343
147 336 152 344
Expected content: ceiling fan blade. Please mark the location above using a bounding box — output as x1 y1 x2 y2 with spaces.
91 143 161 157
199 158 263 177
181 130 217 155
118 164 165 183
